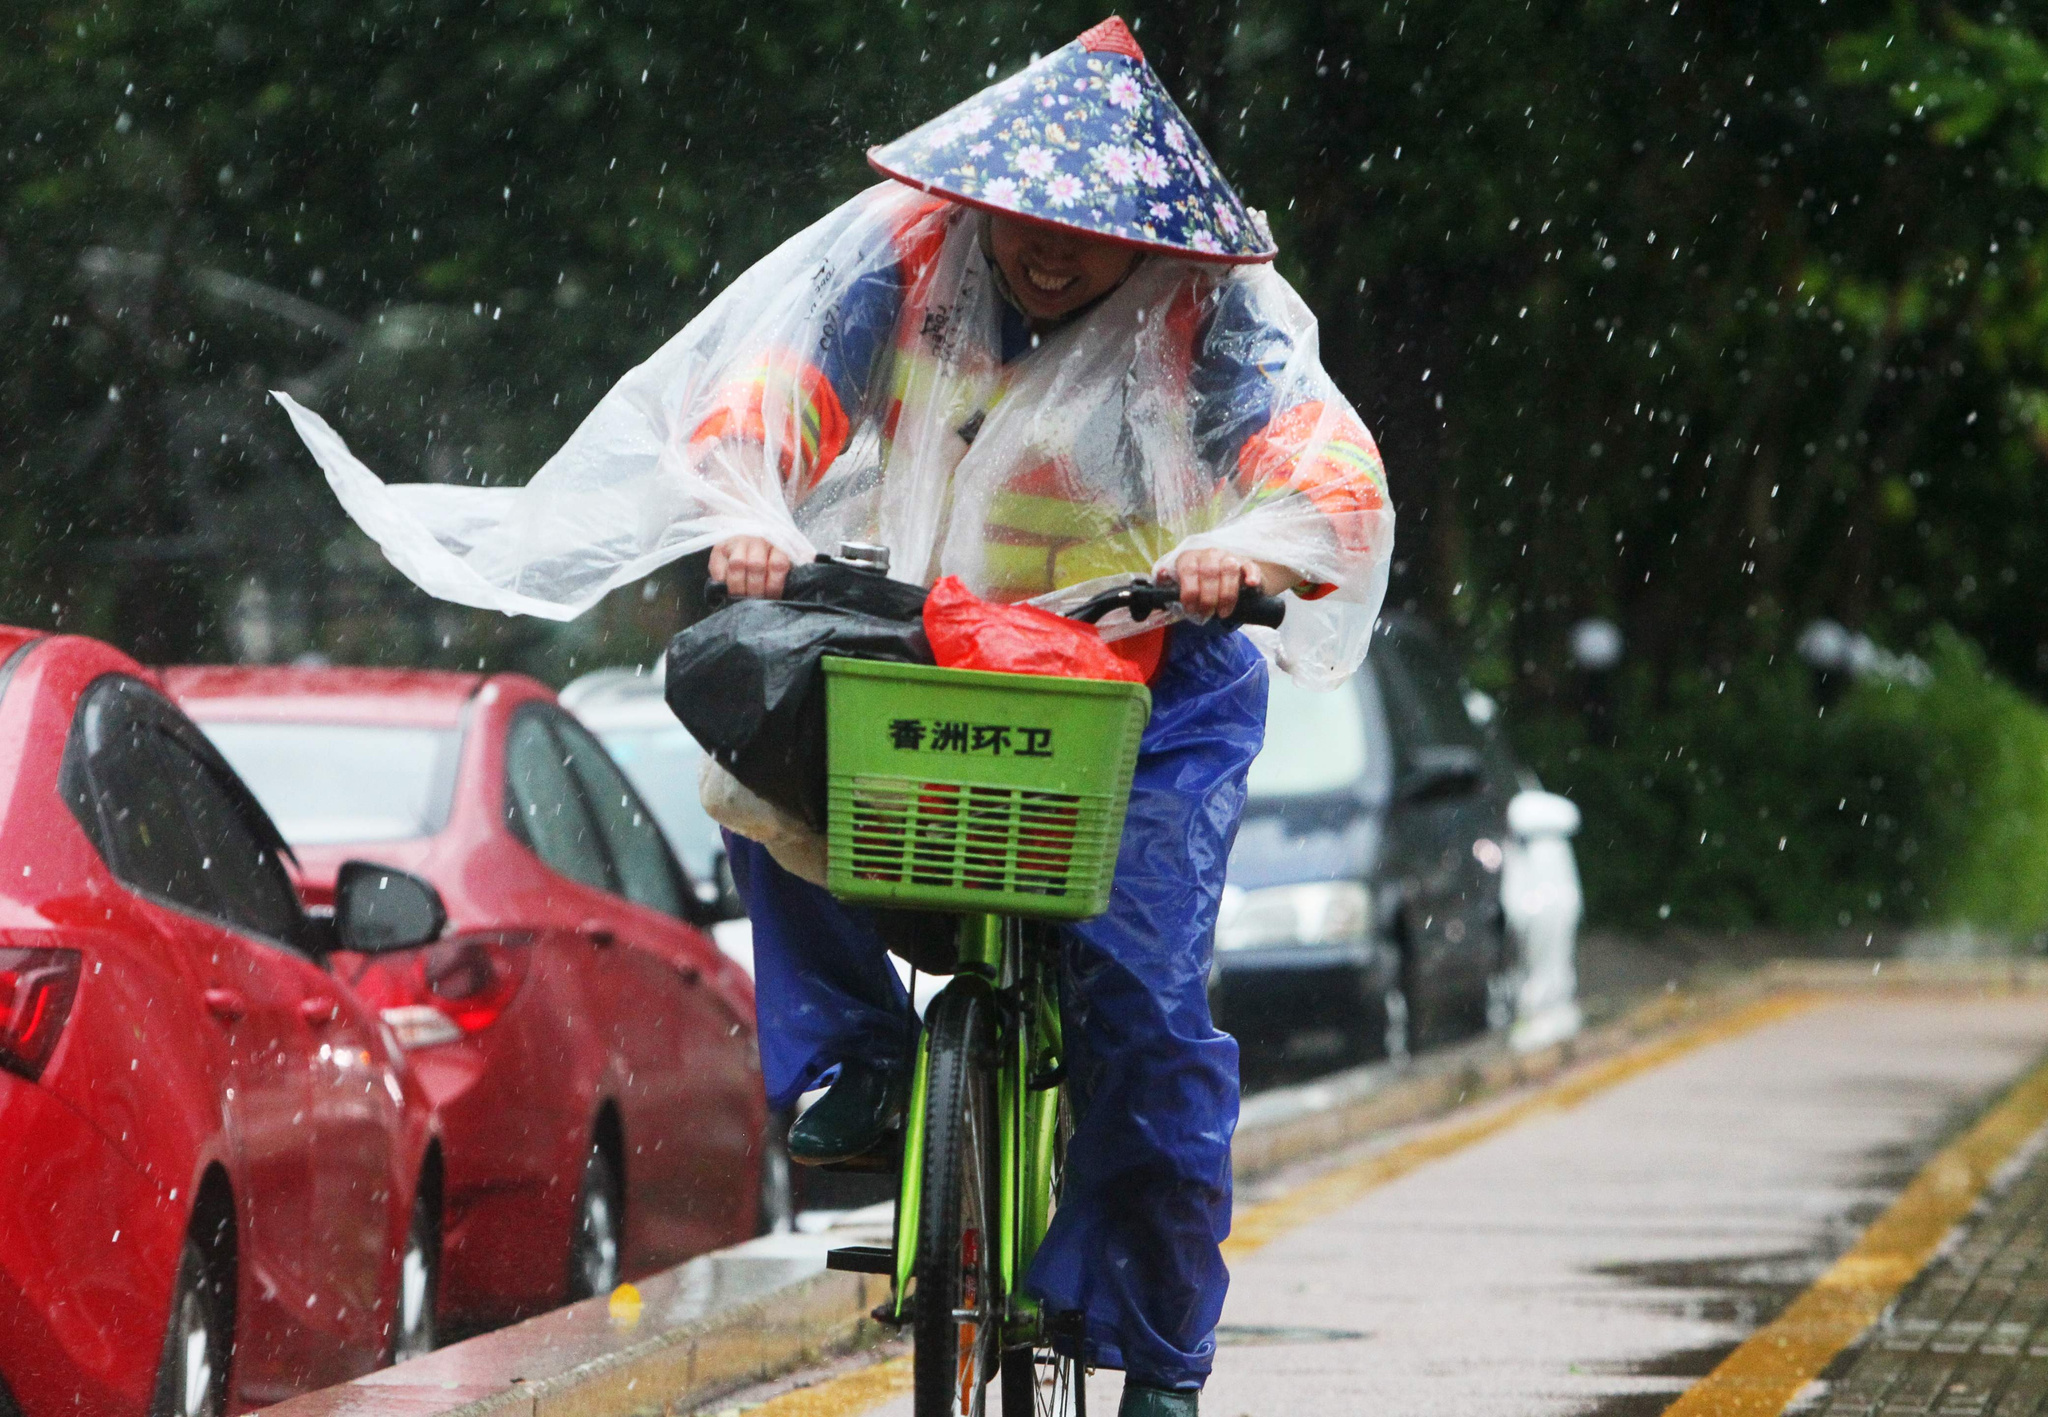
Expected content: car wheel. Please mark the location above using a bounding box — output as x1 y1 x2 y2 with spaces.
1346 985 1393 1068
566 1144 622 1302
756 1113 797 1236
1485 914 1522 1033
389 1179 439 1363
1397 926 1447 1053
1401 911 1495 1050
150 1238 230 1417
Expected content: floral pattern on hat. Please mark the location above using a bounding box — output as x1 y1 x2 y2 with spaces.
868 16 1276 264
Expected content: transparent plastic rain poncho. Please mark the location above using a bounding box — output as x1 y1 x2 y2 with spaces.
278 182 1394 687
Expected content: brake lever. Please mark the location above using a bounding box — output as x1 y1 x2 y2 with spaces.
1066 580 1181 625
1066 578 1287 630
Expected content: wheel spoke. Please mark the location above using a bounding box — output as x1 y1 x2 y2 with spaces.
913 988 1009 1417
958 1101 992 1412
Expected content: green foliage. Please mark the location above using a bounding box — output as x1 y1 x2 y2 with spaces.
0 0 1094 661
1862 629 2048 931
1522 628 2048 935
3 0 2047 931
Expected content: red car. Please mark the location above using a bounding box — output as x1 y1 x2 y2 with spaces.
0 629 442 1417
164 666 774 1330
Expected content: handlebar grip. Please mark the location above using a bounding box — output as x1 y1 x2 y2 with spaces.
1224 588 1287 630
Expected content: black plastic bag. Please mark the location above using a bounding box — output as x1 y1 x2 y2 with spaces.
665 565 931 832
771 559 931 622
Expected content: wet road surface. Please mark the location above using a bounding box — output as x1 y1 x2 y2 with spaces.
701 991 2048 1416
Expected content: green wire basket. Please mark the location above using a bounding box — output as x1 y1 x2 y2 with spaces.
821 657 1151 920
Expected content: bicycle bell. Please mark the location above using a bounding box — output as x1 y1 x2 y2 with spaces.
832 541 892 575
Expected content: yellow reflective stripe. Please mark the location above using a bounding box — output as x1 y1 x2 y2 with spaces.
982 523 1171 597
1052 538 1160 586
891 344 981 414
729 365 827 467
982 542 1059 597
1314 438 1382 475
985 489 1122 541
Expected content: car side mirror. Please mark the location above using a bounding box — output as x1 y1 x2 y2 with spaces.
1398 745 1485 804
334 861 448 953
692 848 748 924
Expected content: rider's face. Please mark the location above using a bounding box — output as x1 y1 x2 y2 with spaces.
987 214 1139 322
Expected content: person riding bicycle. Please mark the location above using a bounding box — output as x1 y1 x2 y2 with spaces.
278 17 1392 1414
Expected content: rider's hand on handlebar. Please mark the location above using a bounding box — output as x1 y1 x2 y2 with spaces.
1170 549 1299 620
711 536 792 600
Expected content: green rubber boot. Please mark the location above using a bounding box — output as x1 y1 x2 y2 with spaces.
786 1059 907 1167
1118 1384 1199 1416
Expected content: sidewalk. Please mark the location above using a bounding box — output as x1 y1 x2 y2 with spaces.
1191 992 2048 1417
1817 1133 2048 1416
699 979 2048 1416
255 965 2048 1417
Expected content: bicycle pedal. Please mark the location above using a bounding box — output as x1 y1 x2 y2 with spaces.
826 1244 896 1275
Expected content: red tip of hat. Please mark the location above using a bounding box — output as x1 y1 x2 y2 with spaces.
1078 16 1145 61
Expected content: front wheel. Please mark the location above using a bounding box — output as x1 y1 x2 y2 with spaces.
914 987 1001 1417
566 1144 623 1302
150 1238 230 1417
390 1176 440 1362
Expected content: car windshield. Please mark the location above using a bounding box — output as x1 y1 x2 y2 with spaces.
589 724 725 883
1246 674 1372 798
199 722 461 845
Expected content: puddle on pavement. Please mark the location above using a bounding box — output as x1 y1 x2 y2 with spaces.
1564 1247 1850 1417
1215 1323 1369 1346
1569 1089 1987 1417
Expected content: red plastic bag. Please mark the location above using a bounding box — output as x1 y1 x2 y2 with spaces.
923 576 1150 684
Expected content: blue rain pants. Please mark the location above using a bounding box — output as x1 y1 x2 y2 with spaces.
727 619 1267 1391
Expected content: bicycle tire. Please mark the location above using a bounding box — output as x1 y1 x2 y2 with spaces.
914 986 1002 1417
1000 1094 1081 1416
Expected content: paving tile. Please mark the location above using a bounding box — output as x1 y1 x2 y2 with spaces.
1826 1144 2048 1417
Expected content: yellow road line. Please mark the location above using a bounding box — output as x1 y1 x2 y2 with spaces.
734 1355 911 1417
1664 1046 2048 1417
1222 990 1825 1257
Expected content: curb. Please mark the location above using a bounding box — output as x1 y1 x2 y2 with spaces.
263 1243 893 1417
262 957 2048 1417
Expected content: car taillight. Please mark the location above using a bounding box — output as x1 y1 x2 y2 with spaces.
0 947 83 1081
350 933 532 1051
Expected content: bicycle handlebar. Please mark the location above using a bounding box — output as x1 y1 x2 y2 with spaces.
1065 578 1287 630
704 573 1287 630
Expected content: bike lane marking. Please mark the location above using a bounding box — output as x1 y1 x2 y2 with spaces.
719 989 1823 1416
1661 1040 2048 1417
1220 989 1824 1258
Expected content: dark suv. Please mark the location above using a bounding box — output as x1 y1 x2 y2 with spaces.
1214 614 1514 1081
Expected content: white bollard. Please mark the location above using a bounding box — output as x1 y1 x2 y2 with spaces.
1503 789 1585 1051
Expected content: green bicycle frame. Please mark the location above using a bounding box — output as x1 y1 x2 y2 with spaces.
888 911 1066 1341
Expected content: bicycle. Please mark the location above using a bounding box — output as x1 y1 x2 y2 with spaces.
818 577 1285 1417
